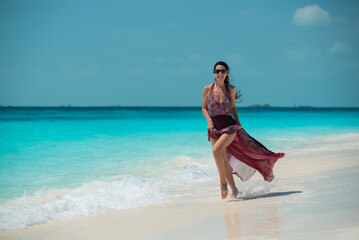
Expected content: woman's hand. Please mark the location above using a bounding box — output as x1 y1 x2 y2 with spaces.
208 121 214 132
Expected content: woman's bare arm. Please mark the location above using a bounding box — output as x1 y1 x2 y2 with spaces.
230 86 242 129
202 85 214 131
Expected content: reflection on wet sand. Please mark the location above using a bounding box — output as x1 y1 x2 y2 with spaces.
222 196 284 239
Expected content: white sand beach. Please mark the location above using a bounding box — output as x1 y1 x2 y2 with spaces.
1 140 359 240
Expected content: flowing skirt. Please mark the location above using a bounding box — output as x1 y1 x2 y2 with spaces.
208 115 285 182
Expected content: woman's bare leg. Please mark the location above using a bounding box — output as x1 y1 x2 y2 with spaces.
210 138 228 199
210 133 237 199
221 151 239 198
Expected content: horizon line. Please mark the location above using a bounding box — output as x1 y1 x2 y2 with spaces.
1 105 359 109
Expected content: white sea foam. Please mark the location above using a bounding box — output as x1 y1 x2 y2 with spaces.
0 156 217 230
165 156 214 184
236 180 277 199
0 176 165 230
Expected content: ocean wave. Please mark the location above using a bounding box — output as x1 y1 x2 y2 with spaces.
268 132 359 153
0 176 166 230
271 132 359 143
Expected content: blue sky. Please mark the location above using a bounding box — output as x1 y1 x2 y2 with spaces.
0 0 358 107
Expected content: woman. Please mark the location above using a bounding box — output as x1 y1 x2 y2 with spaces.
202 61 285 199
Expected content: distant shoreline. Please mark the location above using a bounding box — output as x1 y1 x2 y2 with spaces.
1 106 359 110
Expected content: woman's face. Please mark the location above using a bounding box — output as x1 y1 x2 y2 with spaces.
213 65 228 82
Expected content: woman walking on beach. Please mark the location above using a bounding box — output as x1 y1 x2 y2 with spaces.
202 61 285 199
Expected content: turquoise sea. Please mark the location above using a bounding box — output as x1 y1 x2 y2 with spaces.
1 107 359 229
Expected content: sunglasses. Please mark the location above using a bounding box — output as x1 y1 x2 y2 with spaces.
213 69 227 74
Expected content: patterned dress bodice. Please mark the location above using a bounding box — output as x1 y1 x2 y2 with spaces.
208 83 232 117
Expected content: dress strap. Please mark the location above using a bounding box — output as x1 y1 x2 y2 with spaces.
225 84 232 102
209 83 215 99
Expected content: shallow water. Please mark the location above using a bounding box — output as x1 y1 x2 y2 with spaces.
0 107 358 229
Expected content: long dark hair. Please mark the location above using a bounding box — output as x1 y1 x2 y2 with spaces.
213 61 242 101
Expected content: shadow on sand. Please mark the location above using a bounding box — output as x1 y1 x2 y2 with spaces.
228 191 303 202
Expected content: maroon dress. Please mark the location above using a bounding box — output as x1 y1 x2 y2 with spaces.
207 83 285 182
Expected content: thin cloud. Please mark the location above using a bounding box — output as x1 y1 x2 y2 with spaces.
188 54 202 61
328 42 352 54
286 46 321 59
155 57 166 62
225 53 245 64
293 5 331 26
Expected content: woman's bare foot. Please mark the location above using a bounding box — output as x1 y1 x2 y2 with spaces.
231 188 240 199
221 183 228 199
